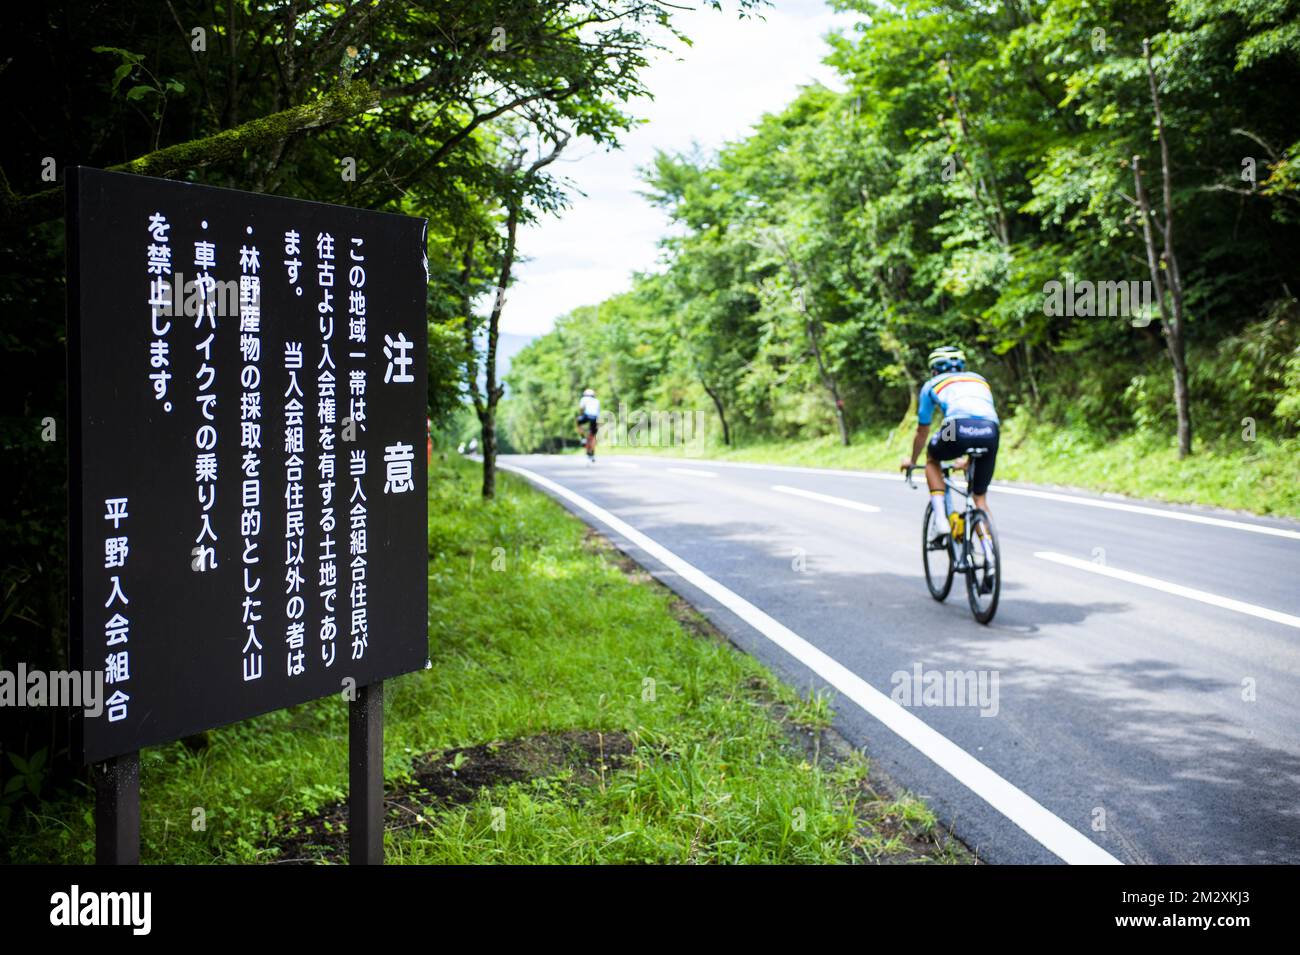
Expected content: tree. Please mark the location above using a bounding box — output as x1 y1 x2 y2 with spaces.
466 129 569 498
1133 38 1192 457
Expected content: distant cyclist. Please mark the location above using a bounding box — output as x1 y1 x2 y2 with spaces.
899 347 1000 548
576 387 600 462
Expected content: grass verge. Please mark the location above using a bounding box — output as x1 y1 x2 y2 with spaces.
5 455 966 864
605 412 1300 519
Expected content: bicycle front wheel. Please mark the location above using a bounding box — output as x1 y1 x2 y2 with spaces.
965 508 1001 624
922 499 954 601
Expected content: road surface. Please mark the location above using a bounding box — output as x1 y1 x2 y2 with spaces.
500 452 1300 864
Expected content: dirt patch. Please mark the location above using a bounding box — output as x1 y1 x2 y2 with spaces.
268 729 633 863
583 528 652 582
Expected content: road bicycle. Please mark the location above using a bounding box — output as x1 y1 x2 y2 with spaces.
575 416 598 463
905 450 1001 624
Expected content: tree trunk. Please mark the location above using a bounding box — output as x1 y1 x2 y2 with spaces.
479 409 497 498
474 133 568 496
1022 340 1041 406
880 327 918 448
701 380 731 445
770 233 850 445
807 323 851 446
1169 341 1191 457
481 206 518 499
890 391 918 450
1139 38 1193 457
1133 157 1192 457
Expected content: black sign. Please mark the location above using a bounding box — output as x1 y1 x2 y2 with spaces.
67 168 429 764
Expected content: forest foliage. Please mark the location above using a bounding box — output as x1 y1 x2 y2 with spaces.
504 0 1300 458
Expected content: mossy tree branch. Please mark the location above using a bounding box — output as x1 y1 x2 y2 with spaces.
1 80 382 230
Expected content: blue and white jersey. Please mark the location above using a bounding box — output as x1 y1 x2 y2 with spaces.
578 395 600 418
918 372 999 425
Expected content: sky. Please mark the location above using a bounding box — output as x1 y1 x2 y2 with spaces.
496 0 859 340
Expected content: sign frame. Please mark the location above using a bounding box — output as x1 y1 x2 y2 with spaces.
66 167 430 863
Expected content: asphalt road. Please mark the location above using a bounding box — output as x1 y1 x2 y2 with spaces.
500 451 1300 864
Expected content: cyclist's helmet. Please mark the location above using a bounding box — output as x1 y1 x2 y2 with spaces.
582 388 595 397
927 346 966 375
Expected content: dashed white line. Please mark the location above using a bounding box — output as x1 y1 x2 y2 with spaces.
1035 552 1300 629
503 462 1122 866
667 467 718 478
771 484 881 513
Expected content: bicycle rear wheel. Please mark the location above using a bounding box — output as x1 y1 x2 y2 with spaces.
965 508 1001 624
922 499 954 601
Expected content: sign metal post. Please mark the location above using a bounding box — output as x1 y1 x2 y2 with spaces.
93 751 140 865
349 681 384 865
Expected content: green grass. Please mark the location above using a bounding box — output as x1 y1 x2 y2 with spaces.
5 455 961 864
606 413 1300 519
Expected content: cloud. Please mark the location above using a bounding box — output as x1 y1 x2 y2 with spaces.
499 0 856 338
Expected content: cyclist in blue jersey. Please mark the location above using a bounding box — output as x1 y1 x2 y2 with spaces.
900 347 1000 547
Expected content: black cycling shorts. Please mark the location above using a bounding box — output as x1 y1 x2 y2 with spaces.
927 418 999 495
576 413 598 434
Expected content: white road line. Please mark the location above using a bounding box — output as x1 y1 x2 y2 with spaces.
1035 551 1300 630
999 488 1300 541
609 455 1300 541
772 484 881 513
667 467 718 478
607 462 639 469
503 462 1121 865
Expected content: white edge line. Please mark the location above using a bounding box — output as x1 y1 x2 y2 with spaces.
502 462 1122 865
605 455 1300 541
1035 552 1300 630
998 487 1300 541
771 484 881 513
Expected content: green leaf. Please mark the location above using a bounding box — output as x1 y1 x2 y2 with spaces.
125 85 156 101
111 63 133 94
93 45 144 65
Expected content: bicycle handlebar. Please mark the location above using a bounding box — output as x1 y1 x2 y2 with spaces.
904 463 971 494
